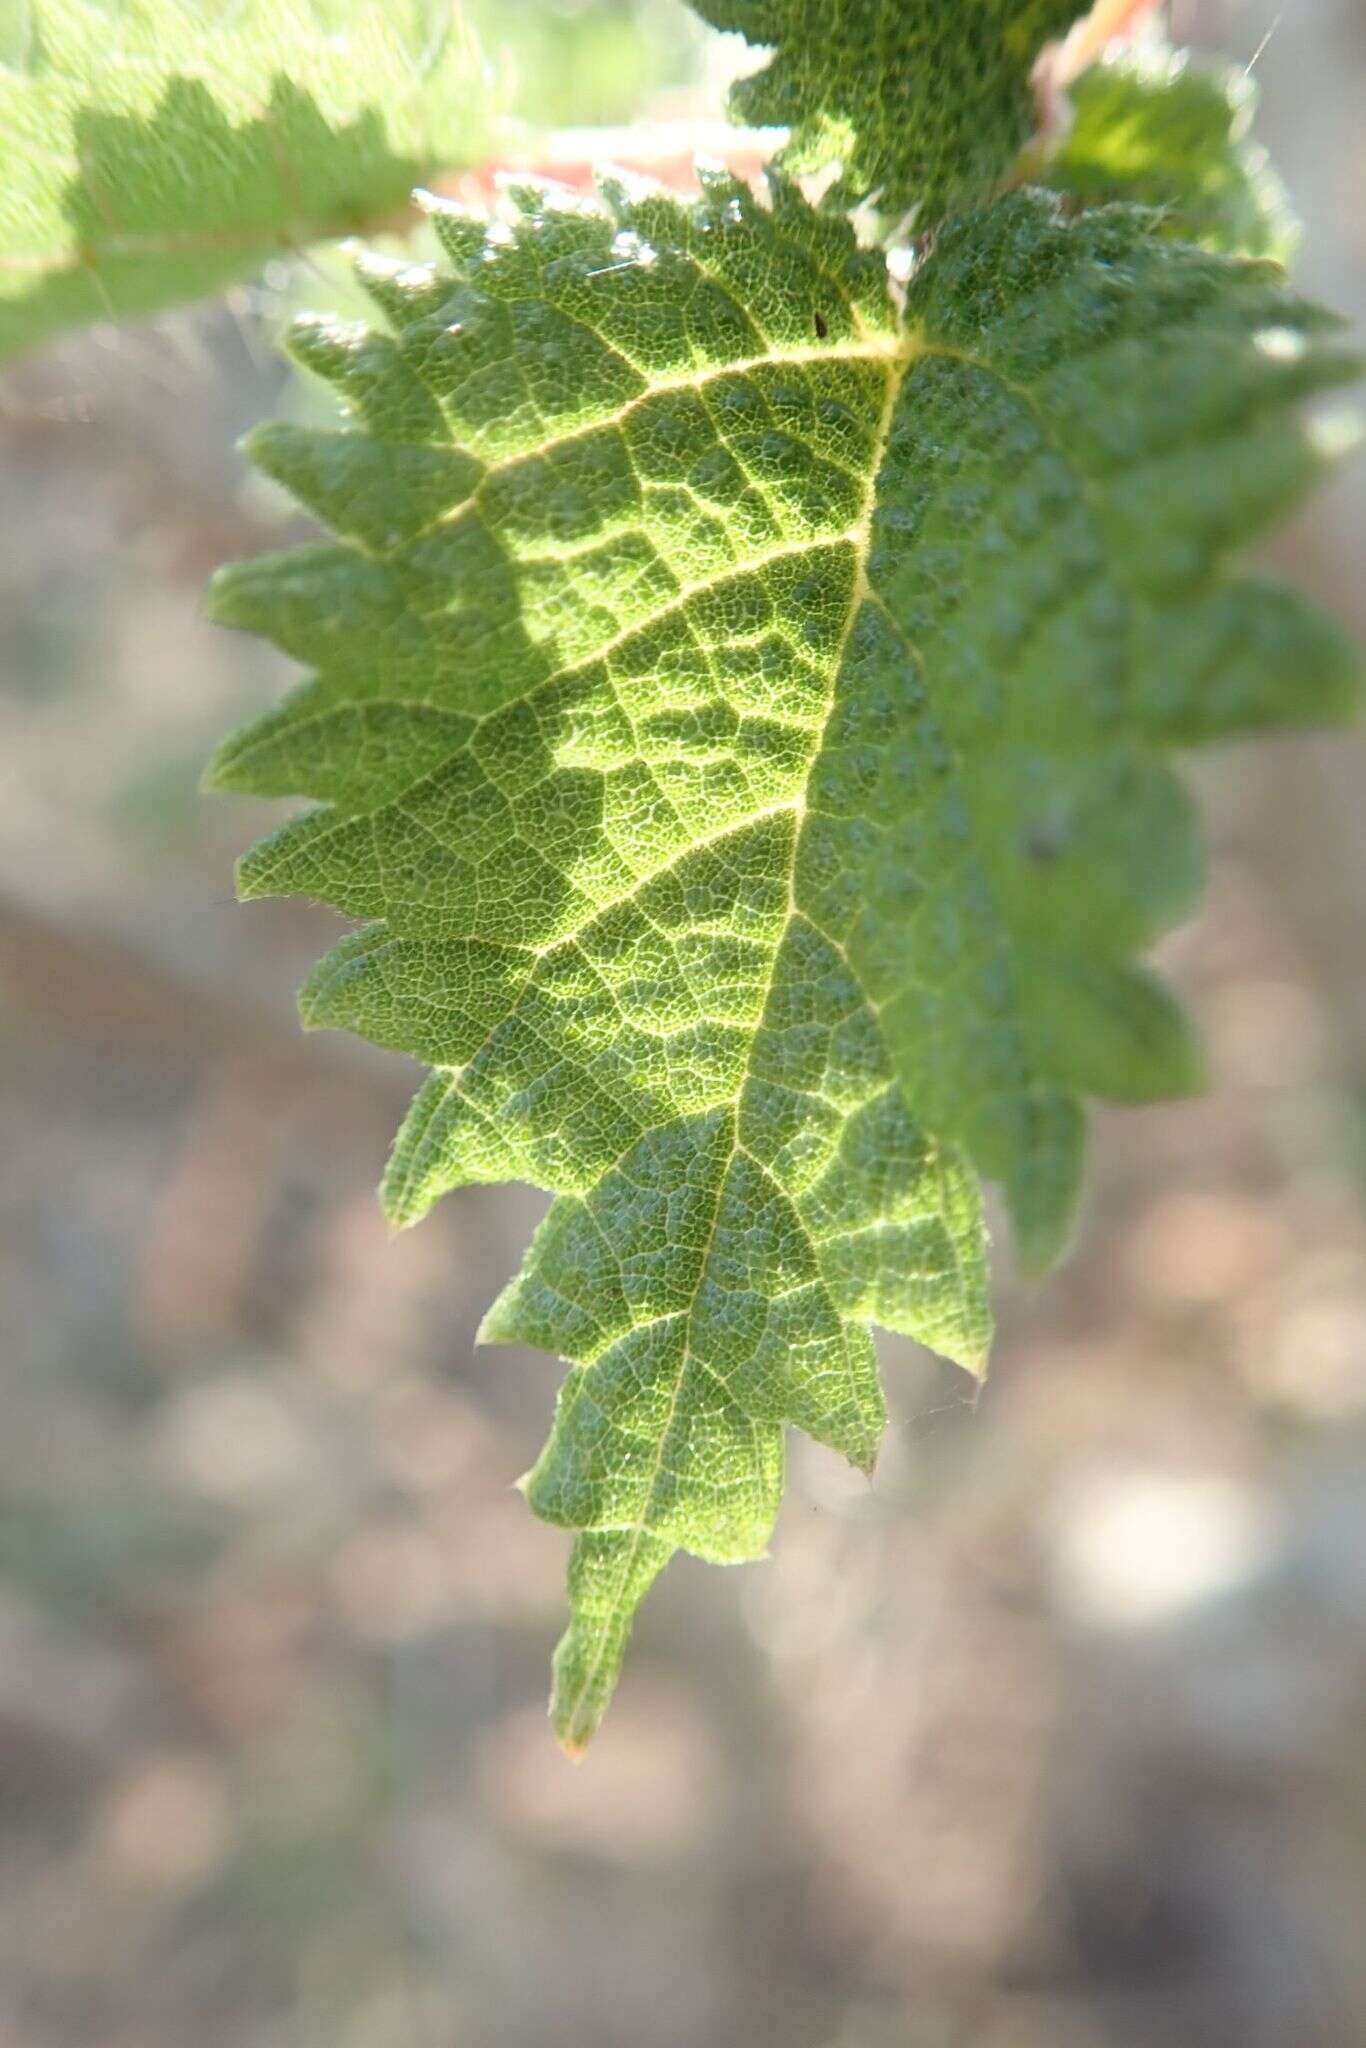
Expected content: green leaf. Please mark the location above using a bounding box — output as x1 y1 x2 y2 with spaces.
0 0 494 363
1044 48 1298 261
688 0 1088 222
209 175 1357 1746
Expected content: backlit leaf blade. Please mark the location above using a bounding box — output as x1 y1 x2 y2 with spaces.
210 175 1357 1742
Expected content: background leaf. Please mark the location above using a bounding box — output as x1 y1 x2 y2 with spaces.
0 0 495 362
687 0 1088 222
1045 48 1298 261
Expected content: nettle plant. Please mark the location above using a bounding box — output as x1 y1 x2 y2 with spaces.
6 1 1359 1749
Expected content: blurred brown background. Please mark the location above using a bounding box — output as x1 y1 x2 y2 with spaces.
2 3 1365 2044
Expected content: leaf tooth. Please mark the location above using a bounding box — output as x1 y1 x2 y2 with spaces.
550 1530 676 1756
352 249 452 331
414 190 488 277
284 315 446 441
241 422 480 553
1026 960 1206 1108
983 1090 1087 1281
1129 579 1361 745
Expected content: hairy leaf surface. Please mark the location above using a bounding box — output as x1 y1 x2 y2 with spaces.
1045 49 1297 261
689 0 1088 221
0 0 491 362
210 175 1357 1745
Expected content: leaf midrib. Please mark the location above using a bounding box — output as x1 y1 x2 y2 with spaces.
553 331 916 1732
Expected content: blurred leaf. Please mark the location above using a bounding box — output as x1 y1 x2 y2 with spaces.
468 0 704 131
0 0 497 362
1045 48 1298 261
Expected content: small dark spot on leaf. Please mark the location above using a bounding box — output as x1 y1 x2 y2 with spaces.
814 311 829 338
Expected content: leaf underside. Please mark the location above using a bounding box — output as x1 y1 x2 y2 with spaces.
690 0 1090 222
0 0 492 363
210 172 1357 1747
